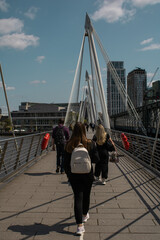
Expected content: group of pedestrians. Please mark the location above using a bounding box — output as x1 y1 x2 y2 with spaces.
52 119 116 235
85 122 95 132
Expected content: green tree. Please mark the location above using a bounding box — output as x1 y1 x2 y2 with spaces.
4 118 12 132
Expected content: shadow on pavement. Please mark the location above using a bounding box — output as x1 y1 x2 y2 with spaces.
8 221 76 239
24 172 56 176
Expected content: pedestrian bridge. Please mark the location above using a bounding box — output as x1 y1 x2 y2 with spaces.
0 130 159 240
0 13 159 239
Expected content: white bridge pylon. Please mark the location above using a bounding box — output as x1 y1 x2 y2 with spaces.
65 13 110 130
65 13 147 135
78 71 97 125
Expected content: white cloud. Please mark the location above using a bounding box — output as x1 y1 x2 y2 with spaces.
41 80 46 84
30 80 46 84
132 0 160 8
139 37 160 51
91 0 135 23
0 18 39 50
140 43 160 51
30 80 41 84
0 18 23 35
140 38 153 45
0 0 9 12
0 33 39 50
36 56 45 63
24 6 39 20
91 0 160 23
147 72 154 78
6 86 15 90
0 81 15 90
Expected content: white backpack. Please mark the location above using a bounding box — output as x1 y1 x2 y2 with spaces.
71 143 91 174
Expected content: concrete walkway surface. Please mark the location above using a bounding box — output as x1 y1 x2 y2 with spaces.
0 145 160 240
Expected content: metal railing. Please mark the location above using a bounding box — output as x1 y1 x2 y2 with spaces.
111 129 160 176
0 129 159 182
0 131 52 182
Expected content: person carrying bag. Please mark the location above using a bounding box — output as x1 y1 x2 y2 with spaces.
92 124 115 185
64 122 99 235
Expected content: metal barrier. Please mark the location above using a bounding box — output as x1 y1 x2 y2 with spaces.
111 129 160 176
0 129 159 182
0 131 52 182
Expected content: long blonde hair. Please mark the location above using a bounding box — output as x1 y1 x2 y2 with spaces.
95 124 107 145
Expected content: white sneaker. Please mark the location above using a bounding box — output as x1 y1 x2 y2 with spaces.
76 225 85 235
83 213 89 223
102 179 106 185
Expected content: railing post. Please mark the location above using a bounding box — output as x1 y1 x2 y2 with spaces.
14 138 24 170
145 138 157 168
0 141 8 174
135 135 145 159
128 134 137 154
35 135 42 157
150 113 160 169
26 136 34 162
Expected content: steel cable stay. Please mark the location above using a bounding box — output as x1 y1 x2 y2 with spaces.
64 13 148 137
64 32 86 127
85 71 96 124
65 14 111 129
92 27 147 135
78 86 86 122
66 14 157 143
88 37 98 121
88 29 110 130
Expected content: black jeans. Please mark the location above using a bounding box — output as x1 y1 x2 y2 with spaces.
56 144 65 172
70 174 93 224
95 160 108 179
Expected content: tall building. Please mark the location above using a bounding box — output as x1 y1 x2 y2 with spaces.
127 68 147 108
152 80 160 100
107 61 126 116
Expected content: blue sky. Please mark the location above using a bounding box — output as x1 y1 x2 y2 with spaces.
0 0 160 114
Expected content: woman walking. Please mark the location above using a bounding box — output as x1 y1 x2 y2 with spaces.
64 122 99 235
93 124 115 185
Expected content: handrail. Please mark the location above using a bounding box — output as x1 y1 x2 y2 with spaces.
110 129 160 176
0 130 159 182
0 131 52 182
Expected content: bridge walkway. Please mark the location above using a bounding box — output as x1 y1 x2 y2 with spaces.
0 132 160 240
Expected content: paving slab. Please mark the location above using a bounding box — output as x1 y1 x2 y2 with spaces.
0 142 160 240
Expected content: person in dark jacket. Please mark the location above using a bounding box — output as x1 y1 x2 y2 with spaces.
64 122 99 235
52 118 70 173
93 124 115 185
